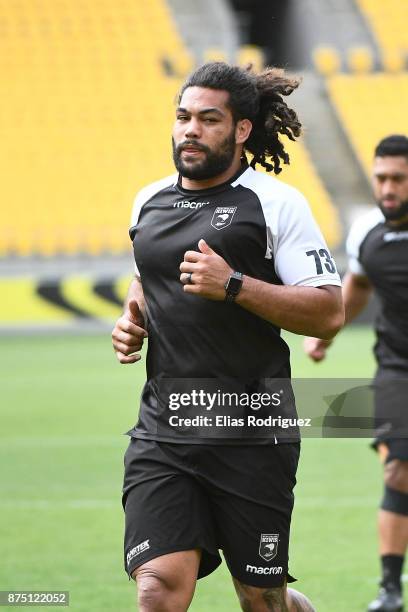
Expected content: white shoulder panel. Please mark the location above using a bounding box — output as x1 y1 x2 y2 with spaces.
233 168 342 287
345 207 384 275
130 174 178 228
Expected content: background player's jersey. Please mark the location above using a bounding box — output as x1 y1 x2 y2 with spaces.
346 208 408 370
128 163 341 444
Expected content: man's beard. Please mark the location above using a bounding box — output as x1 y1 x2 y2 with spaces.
378 199 408 221
172 132 236 181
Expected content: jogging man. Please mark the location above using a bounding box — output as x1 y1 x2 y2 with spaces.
113 62 344 611
305 135 408 612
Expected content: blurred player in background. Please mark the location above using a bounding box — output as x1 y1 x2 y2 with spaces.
113 61 344 611
305 135 408 612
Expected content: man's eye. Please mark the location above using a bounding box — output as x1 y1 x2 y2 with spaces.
204 118 217 123
177 116 189 121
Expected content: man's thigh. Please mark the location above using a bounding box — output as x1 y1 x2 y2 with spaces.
122 438 222 579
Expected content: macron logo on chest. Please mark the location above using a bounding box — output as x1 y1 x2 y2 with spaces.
173 200 209 210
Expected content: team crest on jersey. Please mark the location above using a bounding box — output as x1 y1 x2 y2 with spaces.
211 206 237 230
259 534 279 562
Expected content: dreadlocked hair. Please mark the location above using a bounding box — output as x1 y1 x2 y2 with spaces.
248 67 301 173
178 62 302 174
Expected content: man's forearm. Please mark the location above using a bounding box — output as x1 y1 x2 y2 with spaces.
236 276 344 340
342 272 372 325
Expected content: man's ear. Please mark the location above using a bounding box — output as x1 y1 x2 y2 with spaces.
235 119 252 145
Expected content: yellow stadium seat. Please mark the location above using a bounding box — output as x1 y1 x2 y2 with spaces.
382 50 405 73
313 46 341 76
166 49 194 78
203 48 228 64
347 46 374 73
237 45 265 72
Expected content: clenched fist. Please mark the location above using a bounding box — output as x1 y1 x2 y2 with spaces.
303 336 332 362
112 299 148 364
179 239 232 300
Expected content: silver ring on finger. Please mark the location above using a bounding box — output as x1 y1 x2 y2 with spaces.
187 272 193 284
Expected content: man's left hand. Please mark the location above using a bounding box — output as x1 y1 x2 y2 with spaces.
179 239 232 300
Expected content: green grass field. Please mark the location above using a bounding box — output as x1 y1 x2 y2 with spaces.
0 325 392 611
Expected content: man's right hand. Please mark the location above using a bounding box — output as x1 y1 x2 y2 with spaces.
303 336 333 362
112 299 148 364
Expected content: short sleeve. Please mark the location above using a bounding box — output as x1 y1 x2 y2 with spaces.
272 192 342 287
345 208 383 276
345 222 366 275
129 191 144 275
128 174 178 277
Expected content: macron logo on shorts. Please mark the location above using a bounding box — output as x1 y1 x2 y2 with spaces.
246 564 283 575
127 539 150 566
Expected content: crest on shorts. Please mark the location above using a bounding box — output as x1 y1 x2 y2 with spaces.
211 206 237 230
259 533 279 562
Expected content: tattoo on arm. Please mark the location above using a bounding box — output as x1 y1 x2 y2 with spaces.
233 579 314 612
241 599 253 612
233 581 254 612
263 587 315 611
233 580 254 612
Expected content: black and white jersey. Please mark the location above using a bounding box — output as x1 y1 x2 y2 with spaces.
346 208 408 369
128 163 341 444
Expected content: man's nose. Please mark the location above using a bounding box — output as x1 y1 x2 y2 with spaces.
185 117 201 139
382 179 396 196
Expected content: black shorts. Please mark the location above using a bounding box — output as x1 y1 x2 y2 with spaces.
373 367 408 447
122 437 300 588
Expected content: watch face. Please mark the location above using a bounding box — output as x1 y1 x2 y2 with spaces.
226 273 243 296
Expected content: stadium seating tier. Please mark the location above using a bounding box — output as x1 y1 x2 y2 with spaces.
1 1 340 256
327 73 408 177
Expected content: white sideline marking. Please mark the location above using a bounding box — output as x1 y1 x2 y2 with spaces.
0 497 376 510
0 499 117 509
0 436 124 448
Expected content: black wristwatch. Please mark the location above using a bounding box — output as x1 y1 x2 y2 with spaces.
224 271 243 302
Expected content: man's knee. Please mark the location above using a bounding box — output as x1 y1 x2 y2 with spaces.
381 486 408 516
286 587 316 611
384 459 408 493
134 565 169 610
132 551 200 612
381 460 408 516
